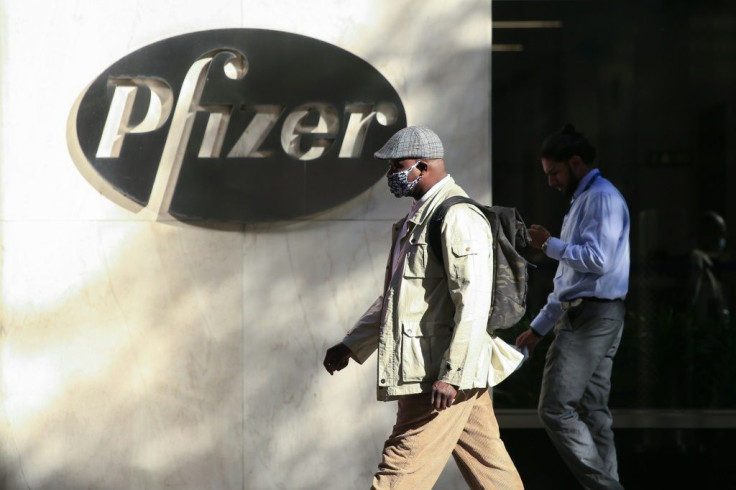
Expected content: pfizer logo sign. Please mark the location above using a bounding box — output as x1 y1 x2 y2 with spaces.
69 29 406 222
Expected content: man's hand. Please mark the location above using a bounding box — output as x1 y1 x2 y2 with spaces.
528 224 551 250
515 328 542 356
431 380 458 411
323 343 354 375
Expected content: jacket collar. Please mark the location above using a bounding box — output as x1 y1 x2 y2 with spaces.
407 176 458 227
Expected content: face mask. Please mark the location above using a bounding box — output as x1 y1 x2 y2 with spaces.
387 161 423 198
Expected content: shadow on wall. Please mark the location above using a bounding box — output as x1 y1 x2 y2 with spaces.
233 1 498 487
0 223 245 488
0 220 394 489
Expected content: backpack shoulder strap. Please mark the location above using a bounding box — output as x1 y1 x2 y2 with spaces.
428 196 479 266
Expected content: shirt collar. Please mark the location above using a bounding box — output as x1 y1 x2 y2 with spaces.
408 174 451 214
572 168 601 201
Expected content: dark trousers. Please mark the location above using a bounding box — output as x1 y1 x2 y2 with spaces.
539 299 626 490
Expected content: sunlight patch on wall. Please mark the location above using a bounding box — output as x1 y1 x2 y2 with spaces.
1 223 132 311
1 324 128 426
2 350 63 424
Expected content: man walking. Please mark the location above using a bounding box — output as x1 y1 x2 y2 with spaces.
324 126 523 489
515 124 630 489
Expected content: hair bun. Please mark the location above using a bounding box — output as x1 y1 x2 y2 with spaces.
562 123 577 134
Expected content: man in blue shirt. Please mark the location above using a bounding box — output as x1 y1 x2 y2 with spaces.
516 124 630 490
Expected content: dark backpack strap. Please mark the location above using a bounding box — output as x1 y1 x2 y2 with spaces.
428 196 479 267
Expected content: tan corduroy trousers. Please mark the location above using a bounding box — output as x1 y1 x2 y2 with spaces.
371 388 523 490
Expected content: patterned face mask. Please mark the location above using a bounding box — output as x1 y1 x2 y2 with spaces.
387 161 423 198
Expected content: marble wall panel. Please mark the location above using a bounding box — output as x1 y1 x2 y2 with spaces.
1 0 492 488
0 221 244 488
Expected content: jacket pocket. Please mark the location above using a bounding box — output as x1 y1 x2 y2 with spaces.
401 321 452 383
403 238 445 278
447 239 483 283
450 239 480 258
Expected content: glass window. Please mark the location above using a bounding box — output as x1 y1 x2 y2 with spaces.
491 0 736 410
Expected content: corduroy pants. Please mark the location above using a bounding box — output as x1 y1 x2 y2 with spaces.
371 388 523 490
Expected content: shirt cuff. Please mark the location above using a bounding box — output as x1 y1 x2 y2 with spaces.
342 335 375 364
543 236 566 260
440 361 464 386
530 313 556 336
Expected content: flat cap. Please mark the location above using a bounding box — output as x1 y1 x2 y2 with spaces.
373 126 444 160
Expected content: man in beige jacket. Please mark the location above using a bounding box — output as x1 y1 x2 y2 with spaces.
323 126 523 489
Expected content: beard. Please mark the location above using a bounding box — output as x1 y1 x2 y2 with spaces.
562 165 580 198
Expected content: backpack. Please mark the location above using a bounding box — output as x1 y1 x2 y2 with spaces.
427 196 532 331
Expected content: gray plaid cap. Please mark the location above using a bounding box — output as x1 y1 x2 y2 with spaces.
373 126 444 160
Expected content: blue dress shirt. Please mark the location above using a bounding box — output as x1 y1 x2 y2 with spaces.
531 169 630 336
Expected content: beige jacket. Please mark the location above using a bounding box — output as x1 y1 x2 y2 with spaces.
343 177 505 400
